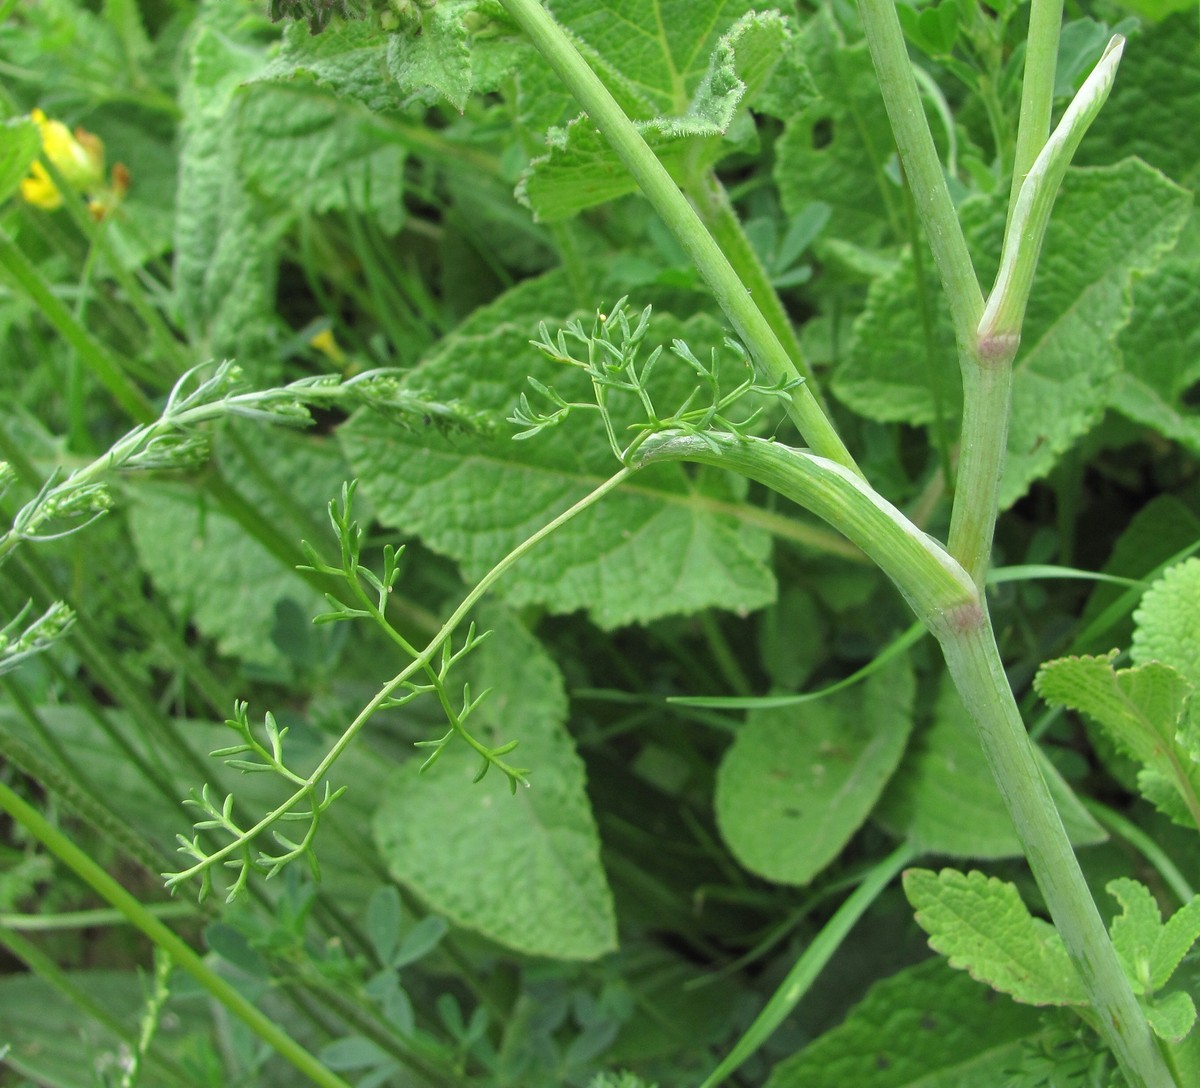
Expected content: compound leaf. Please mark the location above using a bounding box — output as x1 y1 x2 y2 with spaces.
903 868 1088 1007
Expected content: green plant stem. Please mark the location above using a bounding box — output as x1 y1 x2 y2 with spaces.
947 345 1015 587
0 780 354 1088
938 614 1177 1088
856 0 983 348
1009 0 1064 214
166 468 634 890
698 843 916 1088
496 0 857 473
0 229 155 423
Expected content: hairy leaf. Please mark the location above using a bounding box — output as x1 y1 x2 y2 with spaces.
1106 877 1200 995
1132 558 1200 688
373 607 616 960
903 868 1088 1006
715 657 914 885
765 957 1043 1087
1035 652 1200 829
519 10 794 221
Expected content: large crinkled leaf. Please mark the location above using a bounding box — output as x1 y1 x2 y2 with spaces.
372 606 616 961
233 82 406 233
1132 558 1200 688
519 11 795 221
256 3 525 111
834 161 1190 507
774 9 899 248
175 18 277 375
714 657 914 885
903 869 1088 1007
1111 213 1200 454
1077 13 1200 188
877 674 1104 858
548 0 758 116
338 275 777 629
764 957 1042 1088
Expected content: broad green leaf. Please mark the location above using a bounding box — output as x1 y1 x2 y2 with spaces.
373 606 617 961
339 275 778 628
175 18 277 374
764 957 1043 1088
233 82 406 234
1077 13 1200 188
715 658 914 885
1151 896 1200 992
834 161 1190 507
519 11 793 222
1146 990 1196 1043
877 675 1105 858
0 117 39 205
774 9 899 248
903 868 1088 1006
258 21 405 112
1035 652 1200 828
1111 213 1200 455
1105 877 1200 1007
1132 558 1200 688
385 1 472 110
549 0 758 117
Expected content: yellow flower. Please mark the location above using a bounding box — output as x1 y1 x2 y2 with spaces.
310 327 347 366
19 109 106 210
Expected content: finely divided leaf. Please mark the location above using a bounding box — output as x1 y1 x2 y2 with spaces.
1132 558 1200 688
903 868 1088 1007
764 957 1043 1088
877 675 1104 858
372 607 616 961
715 658 914 885
339 275 777 628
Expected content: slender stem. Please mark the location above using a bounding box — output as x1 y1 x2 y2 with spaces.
938 614 1177 1088
857 0 984 349
1009 0 1064 215
697 842 916 1088
496 0 858 473
0 780 355 1088
686 169 831 416
1082 799 1196 906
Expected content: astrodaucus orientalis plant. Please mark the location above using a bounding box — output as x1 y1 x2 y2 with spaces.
0 1 1198 1086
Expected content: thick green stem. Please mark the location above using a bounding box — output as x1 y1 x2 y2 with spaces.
497 0 857 472
857 0 983 348
937 614 1177 1088
947 345 1015 587
1009 0 1064 214
0 780 354 1088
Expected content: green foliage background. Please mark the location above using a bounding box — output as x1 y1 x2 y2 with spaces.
0 0 1198 1085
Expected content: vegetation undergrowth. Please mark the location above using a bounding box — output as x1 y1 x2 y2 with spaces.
1 0 1198 1085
